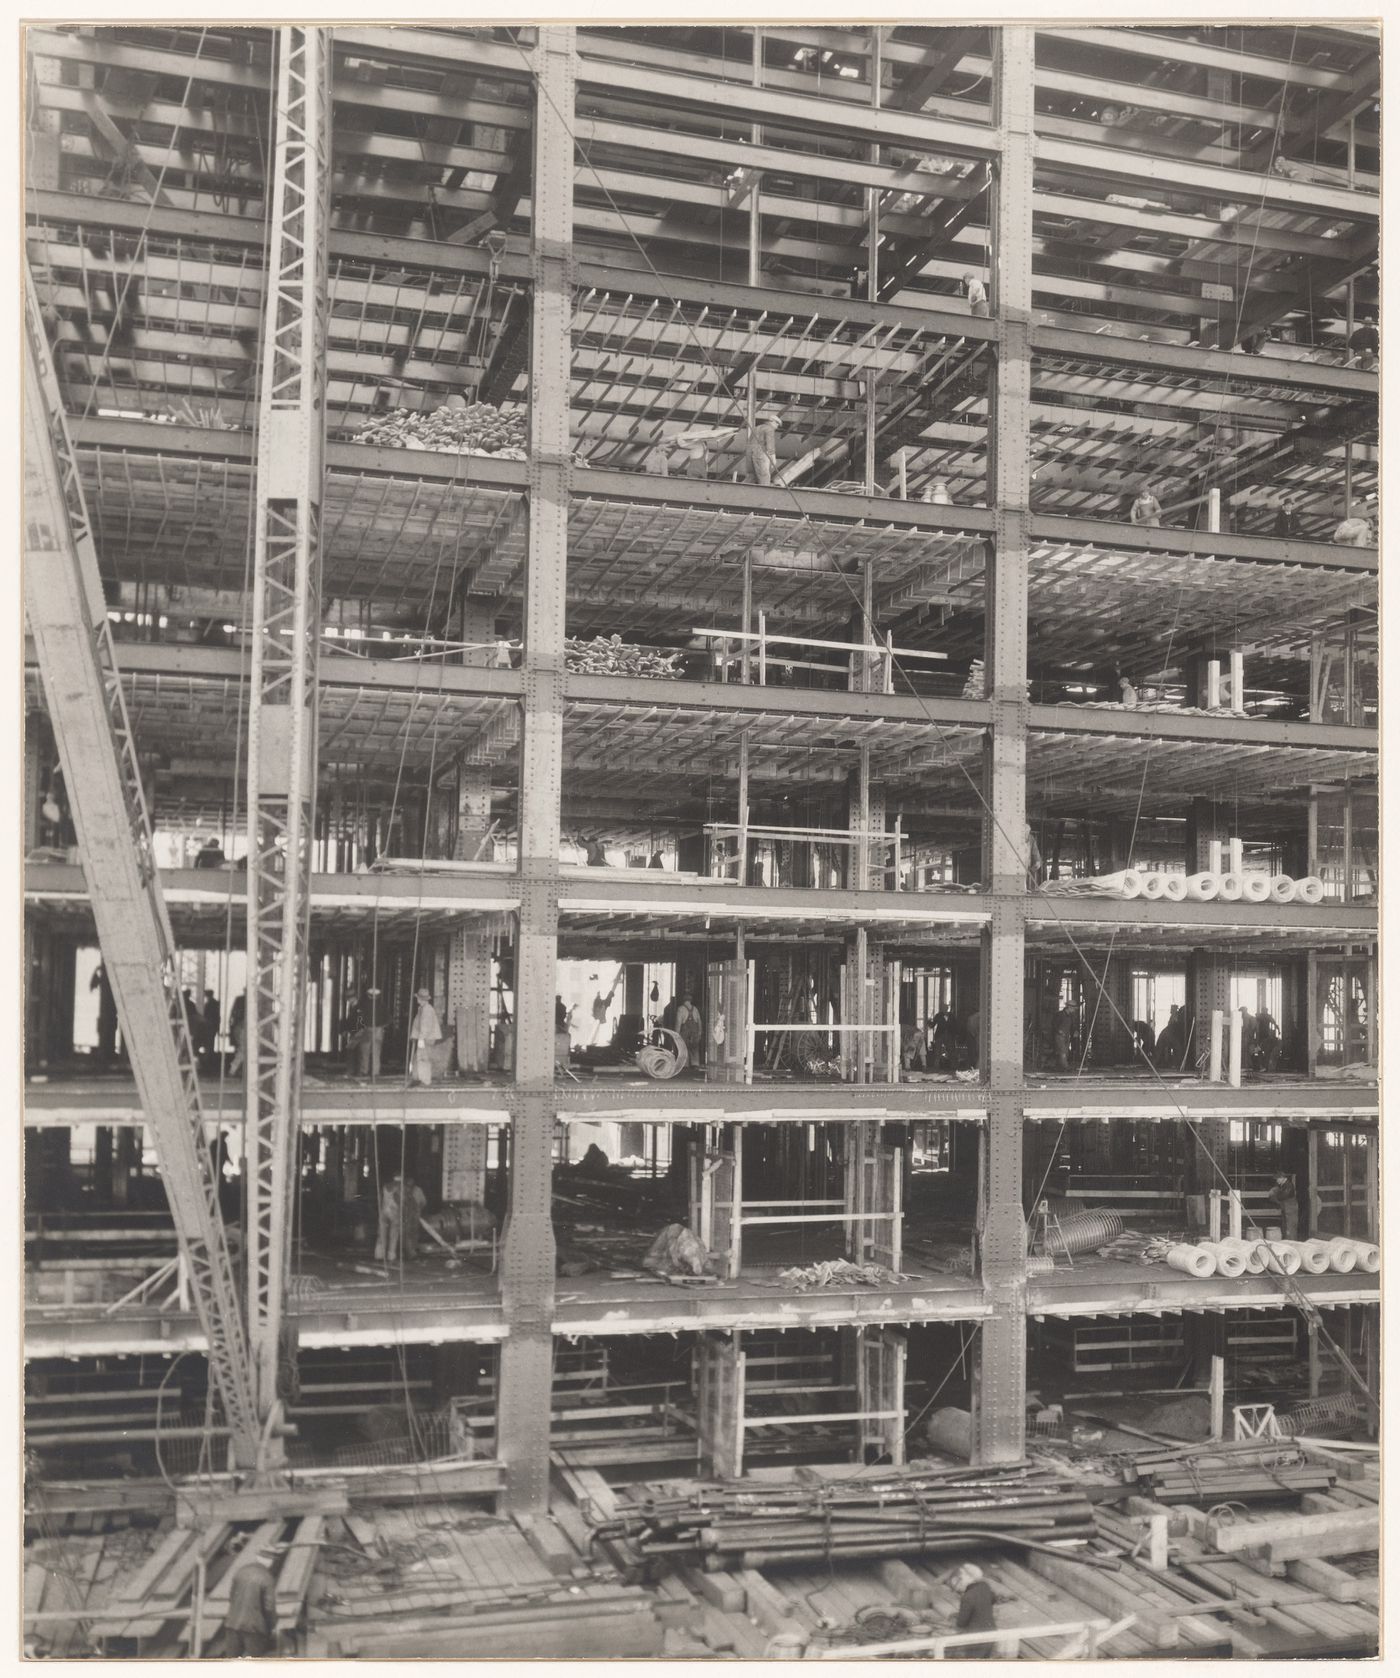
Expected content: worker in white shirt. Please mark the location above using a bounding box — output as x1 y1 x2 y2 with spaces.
409 987 443 1086
963 272 989 317
1130 486 1163 527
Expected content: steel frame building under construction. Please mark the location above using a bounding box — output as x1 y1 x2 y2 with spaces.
22 20 1380 1659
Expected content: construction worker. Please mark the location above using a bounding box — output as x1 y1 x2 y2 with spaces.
746 415 781 485
1347 317 1379 371
1154 1003 1186 1070
223 1536 281 1657
1268 1172 1300 1240
201 990 221 1067
1052 1002 1080 1072
1254 1007 1283 1073
1118 675 1138 708
228 992 247 1075
1131 1019 1156 1062
962 272 989 317
349 987 385 1077
378 1172 427 1263
1129 485 1163 527
409 987 443 1087
949 1562 997 1658
675 992 704 1066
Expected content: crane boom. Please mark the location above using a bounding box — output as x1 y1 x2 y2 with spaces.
23 272 264 1470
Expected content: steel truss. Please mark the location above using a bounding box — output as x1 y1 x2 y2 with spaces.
244 27 332 1425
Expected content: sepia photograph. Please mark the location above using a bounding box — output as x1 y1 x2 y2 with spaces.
19 14 1380 1660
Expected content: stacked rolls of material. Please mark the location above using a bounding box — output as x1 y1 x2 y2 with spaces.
1165 1243 1217 1277
1044 870 1327 904
1218 1238 1267 1273
1199 1241 1248 1278
1296 1241 1334 1275
1259 1241 1303 1276
1322 1239 1358 1274
1335 1238 1381 1273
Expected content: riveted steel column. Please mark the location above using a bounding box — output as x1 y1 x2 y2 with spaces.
975 27 1032 1466
244 27 331 1433
498 28 573 1515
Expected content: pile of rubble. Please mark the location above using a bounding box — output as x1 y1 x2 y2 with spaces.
351 399 527 456
565 635 683 678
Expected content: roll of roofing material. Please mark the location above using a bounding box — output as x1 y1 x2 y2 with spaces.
1340 1240 1380 1274
1166 1244 1217 1278
1216 873 1244 902
1200 1242 1247 1279
1139 873 1167 900
1039 1209 1123 1257
1219 1238 1267 1274
1323 1239 1358 1274
1159 875 1188 902
1186 873 1221 902
1117 870 1146 899
1241 875 1272 903
1296 1241 1333 1275
1260 1242 1302 1276
1269 876 1298 903
1295 876 1325 905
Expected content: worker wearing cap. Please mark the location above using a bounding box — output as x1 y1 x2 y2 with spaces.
1129 485 1163 527
224 1537 281 1657
950 1563 996 1657
409 987 443 1086
1268 1172 1300 1240
963 272 989 317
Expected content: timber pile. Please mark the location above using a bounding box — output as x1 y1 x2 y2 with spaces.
1119 1438 1336 1505
351 400 526 456
588 1465 1099 1570
306 1505 660 1657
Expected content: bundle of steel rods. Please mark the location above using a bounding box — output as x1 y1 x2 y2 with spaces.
590 1466 1099 1570
1120 1439 1335 1505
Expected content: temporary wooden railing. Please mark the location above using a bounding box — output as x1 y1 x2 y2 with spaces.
694 623 947 692
814 1615 1139 1659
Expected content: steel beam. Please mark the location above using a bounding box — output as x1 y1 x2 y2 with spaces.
244 27 332 1429
22 273 262 1469
496 27 574 1517
975 30 1034 1467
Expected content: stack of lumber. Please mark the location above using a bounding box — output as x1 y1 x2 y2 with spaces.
587 1464 1099 1570
1120 1439 1336 1505
306 1505 659 1657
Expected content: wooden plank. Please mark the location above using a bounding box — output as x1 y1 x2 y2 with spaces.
275 1515 325 1631
678 1563 746 1614
876 1558 934 1609
192 1488 348 1526
735 1569 799 1635
1285 1559 1364 1603
1027 1550 1178 1649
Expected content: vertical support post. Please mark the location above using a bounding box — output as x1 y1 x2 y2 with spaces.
497 27 573 1516
244 25 332 1432
974 27 1033 1467
1209 1354 1225 1441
